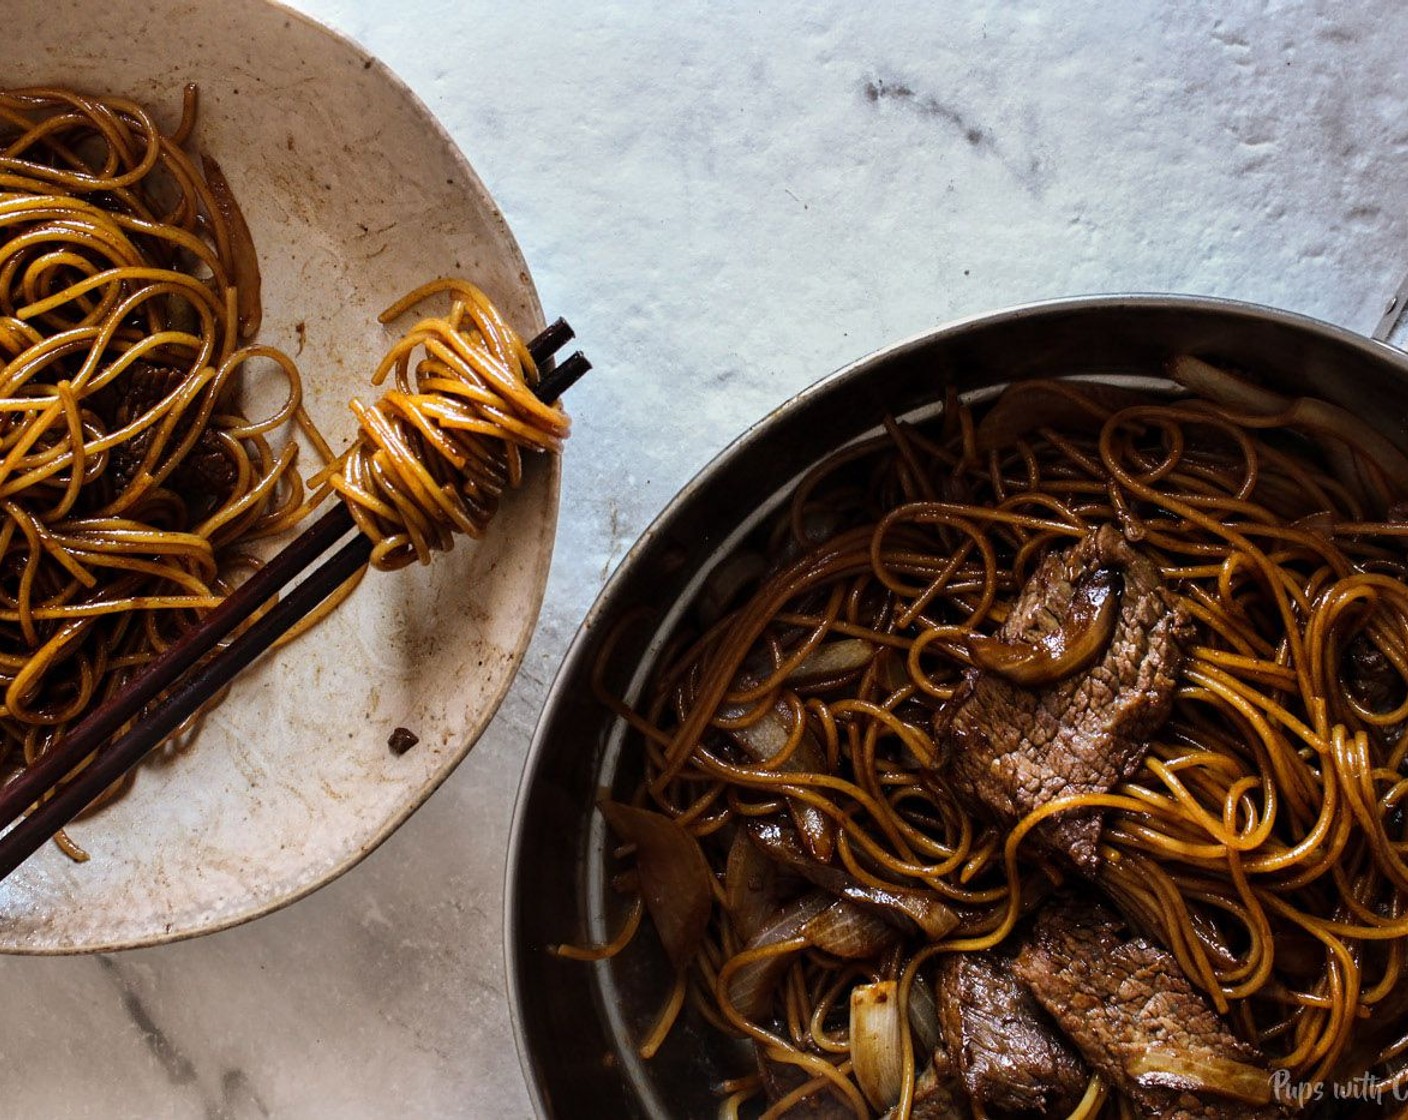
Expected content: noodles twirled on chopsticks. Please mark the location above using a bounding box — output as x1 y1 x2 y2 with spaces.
319 278 569 572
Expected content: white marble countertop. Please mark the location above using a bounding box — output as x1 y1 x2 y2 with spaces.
6 2 1408 1116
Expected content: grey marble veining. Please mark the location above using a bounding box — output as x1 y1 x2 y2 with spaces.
5 2 1408 1116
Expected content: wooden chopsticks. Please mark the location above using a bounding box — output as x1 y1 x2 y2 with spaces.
0 321 589 881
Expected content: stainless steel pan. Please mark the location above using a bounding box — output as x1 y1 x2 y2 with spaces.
506 294 1408 1118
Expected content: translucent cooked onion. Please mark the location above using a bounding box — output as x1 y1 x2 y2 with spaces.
851 981 905 1112
1127 1050 1272 1105
597 801 712 972
1169 353 1408 509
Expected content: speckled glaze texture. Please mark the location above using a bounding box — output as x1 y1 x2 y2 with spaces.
0 0 557 953
2 1 1407 1117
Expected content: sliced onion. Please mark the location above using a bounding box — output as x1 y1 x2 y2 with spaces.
965 634 1043 679
851 981 905 1111
724 699 823 764
786 639 875 685
597 801 713 972
803 900 896 959
1168 354 1288 413
1170 354 1408 511
856 884 960 940
967 568 1117 687
1128 1049 1272 1105
793 804 837 864
698 550 767 626
726 892 831 1019
905 971 941 1057
772 508 843 565
747 820 958 940
877 649 912 693
1285 395 1408 505
724 703 836 862
746 818 839 882
723 701 789 758
725 828 785 942
727 956 794 1025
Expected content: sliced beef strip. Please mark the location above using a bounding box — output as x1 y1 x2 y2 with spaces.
1012 898 1286 1120
936 950 1088 1116
944 524 1190 870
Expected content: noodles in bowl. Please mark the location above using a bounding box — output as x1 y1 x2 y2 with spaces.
0 0 557 952
510 302 1408 1119
0 84 566 845
0 84 321 853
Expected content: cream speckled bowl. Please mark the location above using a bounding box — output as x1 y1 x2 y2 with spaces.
0 0 556 951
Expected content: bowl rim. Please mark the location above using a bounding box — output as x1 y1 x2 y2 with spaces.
503 290 1408 1112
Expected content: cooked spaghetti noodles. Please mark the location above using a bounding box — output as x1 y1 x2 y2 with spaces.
588 368 1408 1117
0 85 316 849
0 86 564 853
320 278 569 572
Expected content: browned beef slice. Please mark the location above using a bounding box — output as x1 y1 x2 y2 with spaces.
945 524 1189 870
1012 899 1285 1120
936 951 1087 1115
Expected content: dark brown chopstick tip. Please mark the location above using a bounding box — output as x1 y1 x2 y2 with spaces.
535 351 591 404
527 317 574 367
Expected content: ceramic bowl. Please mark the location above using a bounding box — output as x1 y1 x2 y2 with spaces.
0 0 556 952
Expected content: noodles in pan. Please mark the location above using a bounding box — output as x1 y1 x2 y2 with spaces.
0 86 563 854
585 367 1408 1117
